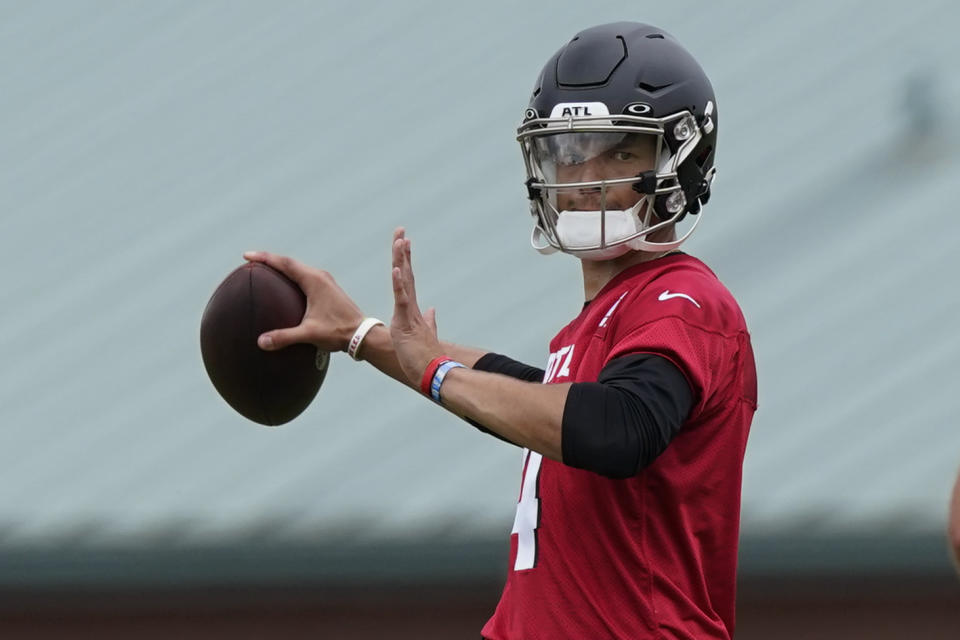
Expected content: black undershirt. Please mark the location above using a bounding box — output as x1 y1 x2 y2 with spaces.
471 352 693 479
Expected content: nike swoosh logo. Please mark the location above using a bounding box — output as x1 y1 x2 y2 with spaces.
658 290 701 308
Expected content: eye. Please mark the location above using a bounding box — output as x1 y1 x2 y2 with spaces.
611 150 636 162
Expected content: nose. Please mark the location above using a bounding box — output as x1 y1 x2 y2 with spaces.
568 158 604 184
562 160 604 205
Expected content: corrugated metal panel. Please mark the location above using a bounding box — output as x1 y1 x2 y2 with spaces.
0 0 958 548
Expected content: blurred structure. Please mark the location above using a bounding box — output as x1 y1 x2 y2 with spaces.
0 1 958 637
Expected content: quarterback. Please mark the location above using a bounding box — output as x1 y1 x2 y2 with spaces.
246 22 757 640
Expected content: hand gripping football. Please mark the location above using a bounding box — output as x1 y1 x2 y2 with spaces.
200 262 329 426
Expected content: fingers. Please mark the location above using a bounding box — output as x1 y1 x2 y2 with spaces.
391 228 406 274
257 325 312 351
391 264 416 333
391 229 417 301
391 266 409 308
402 238 415 287
391 237 408 281
243 251 307 286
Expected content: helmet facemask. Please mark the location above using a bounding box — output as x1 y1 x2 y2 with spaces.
518 108 712 260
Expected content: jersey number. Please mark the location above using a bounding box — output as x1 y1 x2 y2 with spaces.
511 449 543 570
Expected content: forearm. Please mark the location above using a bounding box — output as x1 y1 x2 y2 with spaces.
357 324 489 389
438 367 568 462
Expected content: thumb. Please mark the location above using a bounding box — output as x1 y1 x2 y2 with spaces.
258 325 312 351
424 307 438 333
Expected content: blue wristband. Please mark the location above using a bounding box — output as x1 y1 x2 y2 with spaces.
430 360 466 403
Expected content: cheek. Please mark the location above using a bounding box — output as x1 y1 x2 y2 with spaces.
605 184 644 209
555 164 578 183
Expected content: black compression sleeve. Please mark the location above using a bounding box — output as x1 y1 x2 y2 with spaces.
561 354 693 479
473 352 545 382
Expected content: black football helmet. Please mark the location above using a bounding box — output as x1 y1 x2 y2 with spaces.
518 22 718 259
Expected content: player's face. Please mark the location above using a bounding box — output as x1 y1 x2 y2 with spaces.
550 133 657 212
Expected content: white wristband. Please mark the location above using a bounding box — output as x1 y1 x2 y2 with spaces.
347 317 385 361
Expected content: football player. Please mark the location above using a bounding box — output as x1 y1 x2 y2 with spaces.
246 21 757 640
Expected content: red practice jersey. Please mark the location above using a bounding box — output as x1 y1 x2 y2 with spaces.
482 253 757 640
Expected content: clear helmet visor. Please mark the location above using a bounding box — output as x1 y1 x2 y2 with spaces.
528 131 659 186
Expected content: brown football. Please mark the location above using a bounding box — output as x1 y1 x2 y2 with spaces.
200 262 328 426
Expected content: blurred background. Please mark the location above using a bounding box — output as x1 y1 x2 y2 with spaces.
1 0 959 637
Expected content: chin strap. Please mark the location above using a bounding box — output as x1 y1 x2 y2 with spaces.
625 211 701 253
531 227 559 255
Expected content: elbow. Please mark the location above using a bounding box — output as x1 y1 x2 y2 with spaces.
564 437 640 479
560 382 671 479
561 410 647 479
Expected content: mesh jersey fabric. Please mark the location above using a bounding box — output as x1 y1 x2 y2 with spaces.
481 253 757 640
